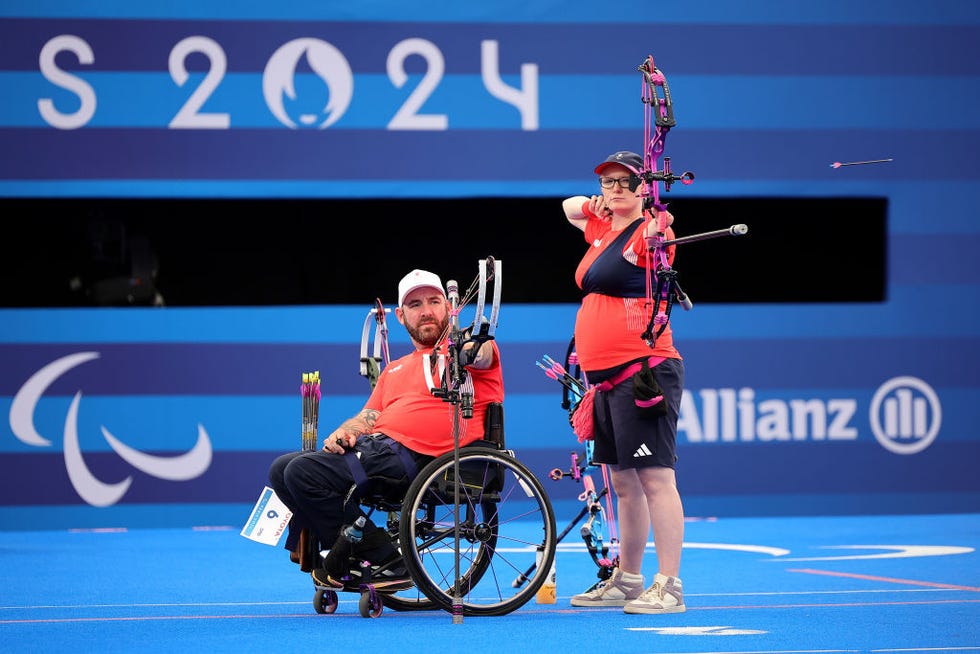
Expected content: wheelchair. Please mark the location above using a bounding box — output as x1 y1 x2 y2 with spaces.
308 402 558 618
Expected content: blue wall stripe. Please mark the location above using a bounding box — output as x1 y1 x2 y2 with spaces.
3 180 980 206
1 284 977 346
2 1 980 26
2 19 980 75
890 235 980 284
887 184 980 234
2 385 975 455
0 19 980 74
1 129 977 182
5 72 979 130
1 337 978 396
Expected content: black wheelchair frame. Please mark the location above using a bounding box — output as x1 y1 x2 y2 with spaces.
309 403 558 618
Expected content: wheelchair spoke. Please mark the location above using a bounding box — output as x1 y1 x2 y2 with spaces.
400 449 557 616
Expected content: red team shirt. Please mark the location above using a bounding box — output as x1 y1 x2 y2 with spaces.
364 341 505 456
574 212 682 373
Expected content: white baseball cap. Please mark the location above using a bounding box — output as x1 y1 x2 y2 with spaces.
397 269 445 306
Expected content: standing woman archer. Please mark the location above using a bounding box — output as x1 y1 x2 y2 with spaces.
561 150 686 614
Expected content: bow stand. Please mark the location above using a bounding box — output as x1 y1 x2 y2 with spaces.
430 256 502 623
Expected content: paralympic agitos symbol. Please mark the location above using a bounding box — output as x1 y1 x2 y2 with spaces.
8 352 212 507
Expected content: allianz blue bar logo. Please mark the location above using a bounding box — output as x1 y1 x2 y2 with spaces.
679 375 942 455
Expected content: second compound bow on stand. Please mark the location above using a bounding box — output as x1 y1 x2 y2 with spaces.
524 340 620 593
359 298 391 390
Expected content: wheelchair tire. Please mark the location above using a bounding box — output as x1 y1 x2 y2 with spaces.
399 448 557 617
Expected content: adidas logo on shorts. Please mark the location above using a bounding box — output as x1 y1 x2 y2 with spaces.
633 443 653 458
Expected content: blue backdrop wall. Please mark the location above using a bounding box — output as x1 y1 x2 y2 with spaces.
1 1 978 530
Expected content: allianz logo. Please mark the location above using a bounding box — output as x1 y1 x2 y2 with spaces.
678 375 942 455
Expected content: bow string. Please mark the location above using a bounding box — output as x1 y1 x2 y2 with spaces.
636 55 695 347
636 54 747 347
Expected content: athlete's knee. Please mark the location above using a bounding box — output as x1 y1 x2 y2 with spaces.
638 465 676 495
282 455 320 496
269 451 299 489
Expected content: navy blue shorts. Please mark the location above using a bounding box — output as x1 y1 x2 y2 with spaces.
590 357 685 470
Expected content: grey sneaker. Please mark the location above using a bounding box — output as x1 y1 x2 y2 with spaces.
624 573 686 614
570 569 644 607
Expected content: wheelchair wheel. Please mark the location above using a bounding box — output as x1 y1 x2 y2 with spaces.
399 448 557 617
313 588 338 614
358 590 384 618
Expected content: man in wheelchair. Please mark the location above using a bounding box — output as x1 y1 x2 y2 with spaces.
267 269 504 590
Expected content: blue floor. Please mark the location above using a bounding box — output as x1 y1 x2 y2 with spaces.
1 513 977 653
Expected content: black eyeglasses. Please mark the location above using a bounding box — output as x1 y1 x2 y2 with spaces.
599 176 634 189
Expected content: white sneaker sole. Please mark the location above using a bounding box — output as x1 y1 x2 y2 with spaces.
570 598 634 607
623 603 686 614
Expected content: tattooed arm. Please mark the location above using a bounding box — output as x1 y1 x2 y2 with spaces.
322 408 380 453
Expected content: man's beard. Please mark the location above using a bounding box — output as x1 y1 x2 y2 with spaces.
406 314 449 348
